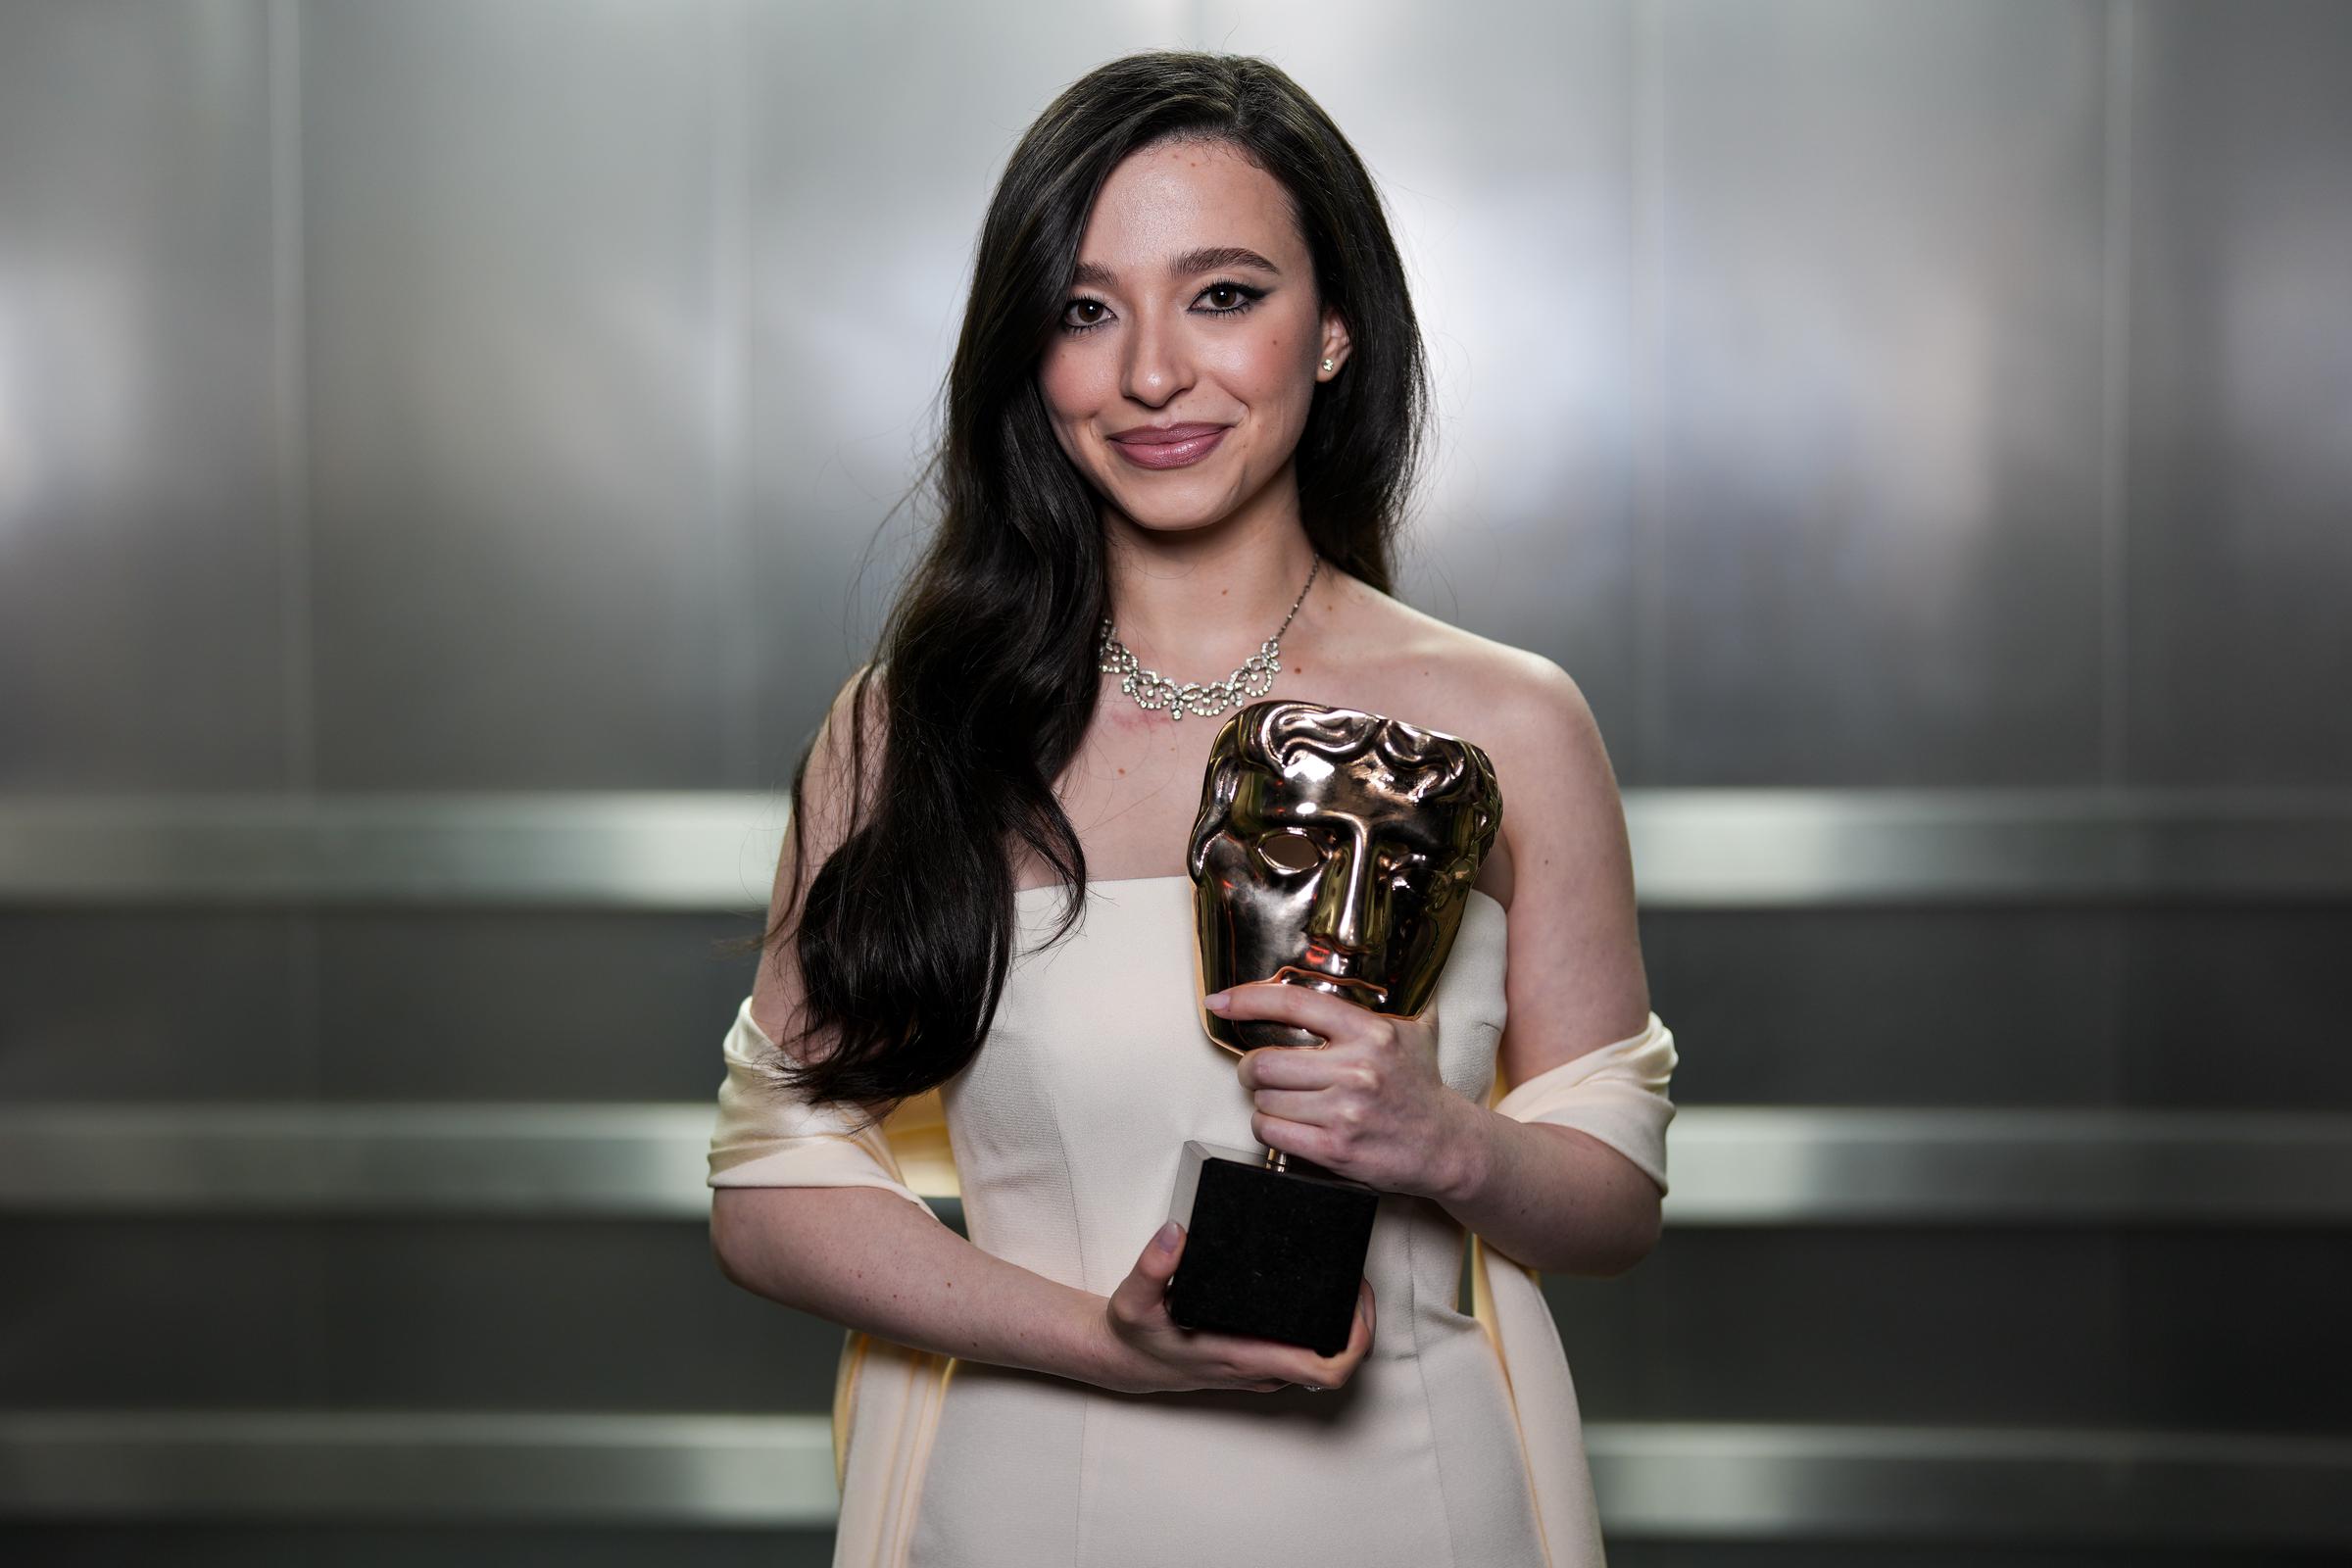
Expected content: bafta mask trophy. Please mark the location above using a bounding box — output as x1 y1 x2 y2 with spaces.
1166 699 1503 1355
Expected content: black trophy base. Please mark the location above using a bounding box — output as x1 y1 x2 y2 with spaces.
1164 1139 1380 1357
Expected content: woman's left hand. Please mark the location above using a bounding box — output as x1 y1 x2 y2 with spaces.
1211 982 1480 1200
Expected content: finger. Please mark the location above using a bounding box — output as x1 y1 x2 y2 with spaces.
1249 1086 1344 1126
1304 1281 1376 1379
1138 1219 1183 1279
1238 1045 1354 1091
1250 1110 1334 1166
1285 1305 1371 1387
1208 979 1377 1042
1192 1306 1362 1373
1315 1281 1375 1366
1109 1221 1185 1322
1250 1282 1374 1389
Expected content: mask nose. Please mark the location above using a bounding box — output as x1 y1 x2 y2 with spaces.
1309 838 1381 956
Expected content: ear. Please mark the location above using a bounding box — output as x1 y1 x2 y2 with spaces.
1187 756 1242 879
1316 306 1353 380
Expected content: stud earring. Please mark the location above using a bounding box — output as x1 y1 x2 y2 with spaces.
1320 358 1335 372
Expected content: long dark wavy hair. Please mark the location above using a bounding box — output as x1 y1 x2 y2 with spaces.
743 50 1435 1114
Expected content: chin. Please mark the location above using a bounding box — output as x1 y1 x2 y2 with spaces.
1112 496 1239 535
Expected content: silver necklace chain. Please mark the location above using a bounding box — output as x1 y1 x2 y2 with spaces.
1098 552 1322 722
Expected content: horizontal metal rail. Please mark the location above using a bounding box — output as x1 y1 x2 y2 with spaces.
0 1411 2343 1545
3 789 2350 907
1587 1421 2352 1545
3 1104 2347 1225
1665 1106 2352 1224
0 792 778 910
0 1411 838 1527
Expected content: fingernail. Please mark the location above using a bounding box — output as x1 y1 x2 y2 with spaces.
1203 991 1231 1011
1154 1220 1180 1252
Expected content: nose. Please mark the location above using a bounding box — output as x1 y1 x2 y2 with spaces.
1119 301 1191 407
1309 836 1381 956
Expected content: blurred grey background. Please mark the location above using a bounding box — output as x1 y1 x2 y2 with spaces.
2 0 2349 1562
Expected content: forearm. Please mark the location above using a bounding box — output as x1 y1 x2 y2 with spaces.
1431 1103 1663 1277
710 1185 1119 1385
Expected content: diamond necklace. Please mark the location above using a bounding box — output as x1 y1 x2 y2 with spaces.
1098 551 1322 722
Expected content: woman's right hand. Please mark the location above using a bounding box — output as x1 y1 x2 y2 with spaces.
1095 1219 1374 1395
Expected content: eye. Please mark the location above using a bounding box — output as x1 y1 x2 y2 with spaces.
1375 846 1436 890
1198 280 1266 317
1255 832 1321 874
1055 280 1266 337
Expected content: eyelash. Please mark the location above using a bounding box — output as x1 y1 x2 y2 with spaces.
1058 280 1267 336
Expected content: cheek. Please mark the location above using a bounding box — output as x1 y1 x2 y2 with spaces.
1036 351 1101 424
1212 317 1321 419
1209 329 1301 396
1035 362 1095 466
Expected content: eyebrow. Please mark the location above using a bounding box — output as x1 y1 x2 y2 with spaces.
1070 247 1283 289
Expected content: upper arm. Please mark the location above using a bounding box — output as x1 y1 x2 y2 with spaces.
749 662 890 1056
1479 653 1651 1093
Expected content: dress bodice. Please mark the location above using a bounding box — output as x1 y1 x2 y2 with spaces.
944 873 1510 1301
907 872 1551 1565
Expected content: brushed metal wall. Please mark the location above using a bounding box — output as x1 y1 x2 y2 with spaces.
2 0 2348 1563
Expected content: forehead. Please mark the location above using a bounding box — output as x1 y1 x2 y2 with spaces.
1231 750 1466 849
1077 139 1304 272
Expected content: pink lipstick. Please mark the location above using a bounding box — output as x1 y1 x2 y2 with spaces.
1107 421 1230 469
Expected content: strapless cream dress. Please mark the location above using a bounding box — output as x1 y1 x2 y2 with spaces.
709 873 1680 1567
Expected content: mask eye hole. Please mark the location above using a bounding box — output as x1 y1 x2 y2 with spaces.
1256 832 1322 874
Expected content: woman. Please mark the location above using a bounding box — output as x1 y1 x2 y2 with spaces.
708 50 1678 1566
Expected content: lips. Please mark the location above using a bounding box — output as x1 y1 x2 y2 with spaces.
1271 965 1389 1007
1107 422 1230 470
1110 421 1230 444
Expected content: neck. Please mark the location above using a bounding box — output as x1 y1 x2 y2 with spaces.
1102 507 1322 679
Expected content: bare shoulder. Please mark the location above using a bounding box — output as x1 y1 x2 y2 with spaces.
804 660 892 809
1325 578 1623 907
1331 579 1611 789
1336 578 1648 1047
750 661 889 1051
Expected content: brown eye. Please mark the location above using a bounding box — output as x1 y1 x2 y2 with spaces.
1196 279 1265 318
1257 833 1320 873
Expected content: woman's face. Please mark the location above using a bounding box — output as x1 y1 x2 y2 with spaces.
1037 137 1349 539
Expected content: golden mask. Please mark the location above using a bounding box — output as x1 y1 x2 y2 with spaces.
1186 700 1504 1054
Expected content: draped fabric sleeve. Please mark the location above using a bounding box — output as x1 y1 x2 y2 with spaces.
705 993 962 1564
1489 1007 1678 1194
1468 1010 1679 1568
707 993 961 1204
